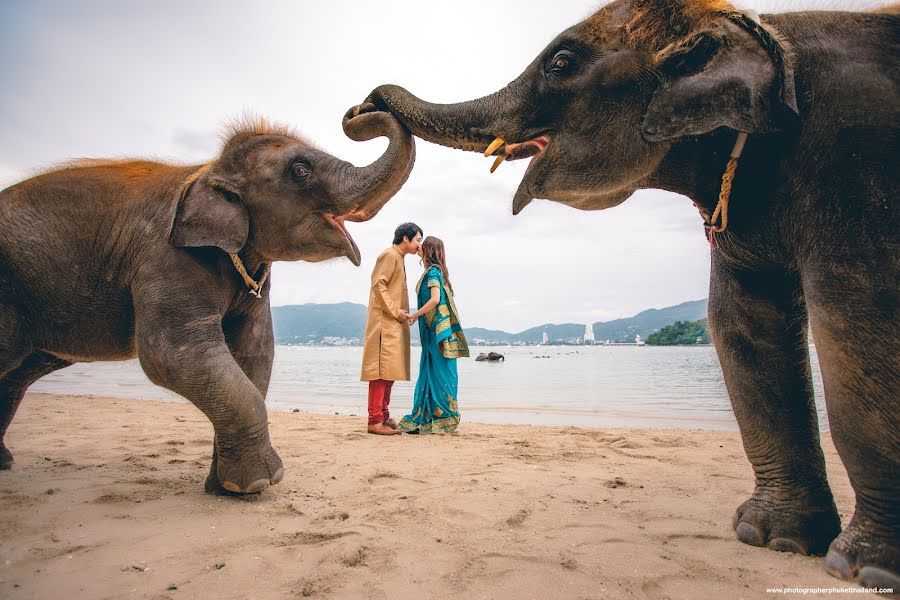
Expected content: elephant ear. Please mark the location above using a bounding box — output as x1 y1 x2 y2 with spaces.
170 167 249 254
640 15 798 142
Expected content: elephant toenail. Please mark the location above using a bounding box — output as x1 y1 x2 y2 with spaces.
858 566 900 590
222 481 242 494
244 478 270 494
735 521 766 547
824 549 855 580
768 537 808 555
271 467 284 485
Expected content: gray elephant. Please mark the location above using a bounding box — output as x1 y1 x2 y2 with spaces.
349 0 899 589
475 352 505 362
0 111 414 495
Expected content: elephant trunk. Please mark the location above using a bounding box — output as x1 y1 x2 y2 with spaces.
355 82 529 156
338 110 416 222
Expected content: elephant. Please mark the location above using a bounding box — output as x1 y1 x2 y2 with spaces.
0 110 414 495
475 352 505 362
348 0 899 589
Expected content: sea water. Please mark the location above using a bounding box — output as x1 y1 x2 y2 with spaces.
29 345 828 431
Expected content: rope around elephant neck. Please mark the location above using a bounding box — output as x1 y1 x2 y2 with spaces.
705 132 748 242
178 165 270 299
229 253 270 299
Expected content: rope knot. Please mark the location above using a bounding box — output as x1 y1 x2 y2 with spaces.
705 132 748 238
229 253 270 299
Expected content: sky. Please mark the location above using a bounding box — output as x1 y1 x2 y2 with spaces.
0 0 883 332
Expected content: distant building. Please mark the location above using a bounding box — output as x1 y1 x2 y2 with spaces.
583 323 595 345
542 331 549 345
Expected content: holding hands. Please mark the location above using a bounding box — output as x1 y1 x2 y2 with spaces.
397 310 417 325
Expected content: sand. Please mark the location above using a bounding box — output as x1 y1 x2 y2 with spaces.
0 393 863 599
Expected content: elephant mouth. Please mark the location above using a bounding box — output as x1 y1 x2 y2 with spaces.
482 134 551 214
483 135 550 174
324 213 361 266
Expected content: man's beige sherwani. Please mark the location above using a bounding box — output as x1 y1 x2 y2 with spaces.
360 246 410 381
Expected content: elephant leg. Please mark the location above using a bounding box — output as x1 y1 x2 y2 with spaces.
0 351 72 469
135 303 282 495
0 305 29 469
223 308 274 397
709 261 840 556
203 309 276 496
0 304 28 380
804 276 899 589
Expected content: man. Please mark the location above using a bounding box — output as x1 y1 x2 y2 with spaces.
360 222 422 435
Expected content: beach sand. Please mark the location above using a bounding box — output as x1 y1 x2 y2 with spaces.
0 393 860 599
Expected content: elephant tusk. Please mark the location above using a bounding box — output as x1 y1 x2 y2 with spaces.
490 153 508 173
483 137 504 157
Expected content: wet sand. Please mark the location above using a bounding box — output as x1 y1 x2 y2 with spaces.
0 393 860 599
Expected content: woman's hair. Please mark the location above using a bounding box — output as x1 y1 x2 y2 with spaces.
393 222 423 245
421 236 453 293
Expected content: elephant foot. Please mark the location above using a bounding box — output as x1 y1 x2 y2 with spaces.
824 515 900 591
0 444 13 470
212 441 284 495
732 491 841 556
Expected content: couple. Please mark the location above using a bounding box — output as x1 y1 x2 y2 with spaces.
360 222 469 436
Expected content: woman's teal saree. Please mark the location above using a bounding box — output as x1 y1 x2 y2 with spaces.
399 265 469 434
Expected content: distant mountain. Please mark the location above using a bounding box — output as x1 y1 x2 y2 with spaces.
270 298 708 345
271 302 367 345
591 299 709 344
466 299 708 344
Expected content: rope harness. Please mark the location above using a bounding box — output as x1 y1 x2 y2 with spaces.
228 253 270 299
178 165 269 299
704 131 748 247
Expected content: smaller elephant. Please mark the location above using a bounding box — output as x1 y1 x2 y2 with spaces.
475 352 505 362
0 111 414 495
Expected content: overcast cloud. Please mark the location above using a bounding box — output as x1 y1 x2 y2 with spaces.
0 0 883 331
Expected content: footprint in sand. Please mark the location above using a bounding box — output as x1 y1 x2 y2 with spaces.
91 492 133 504
664 533 729 542
338 545 369 567
317 511 350 522
366 470 400 485
28 544 90 560
504 509 532 528
292 578 331 597
278 531 356 546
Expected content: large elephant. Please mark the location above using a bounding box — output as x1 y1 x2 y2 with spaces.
0 111 414 495
349 0 899 589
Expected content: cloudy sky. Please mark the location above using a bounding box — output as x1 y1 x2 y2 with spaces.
0 0 882 332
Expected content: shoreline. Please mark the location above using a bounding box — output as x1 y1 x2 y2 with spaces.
0 393 858 599
27 390 742 432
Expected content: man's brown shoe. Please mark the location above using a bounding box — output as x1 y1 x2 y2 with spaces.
368 423 401 435
383 418 398 430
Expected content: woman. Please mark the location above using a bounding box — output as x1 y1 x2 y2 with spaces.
399 236 469 434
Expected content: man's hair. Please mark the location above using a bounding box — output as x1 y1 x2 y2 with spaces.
393 222 423 245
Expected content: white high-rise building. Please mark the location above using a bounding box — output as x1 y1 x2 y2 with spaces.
583 323 595 344
541 331 549 345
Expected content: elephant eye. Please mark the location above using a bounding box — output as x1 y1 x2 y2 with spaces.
290 161 311 181
548 51 575 75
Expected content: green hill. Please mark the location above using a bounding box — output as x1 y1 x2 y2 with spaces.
645 318 711 345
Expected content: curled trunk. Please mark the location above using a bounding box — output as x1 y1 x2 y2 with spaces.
338 109 416 222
